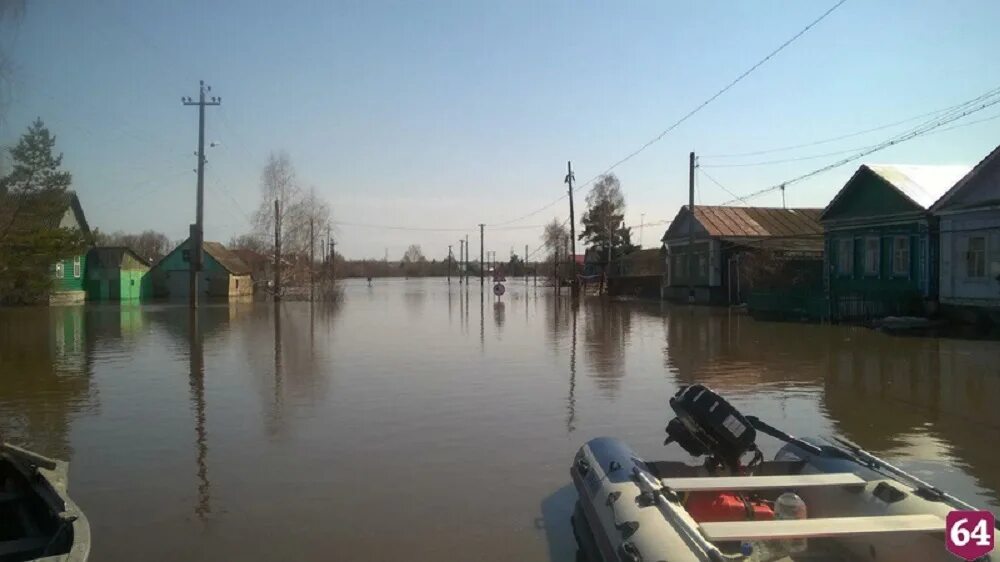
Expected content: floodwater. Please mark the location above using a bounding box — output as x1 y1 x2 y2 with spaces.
1 278 999 561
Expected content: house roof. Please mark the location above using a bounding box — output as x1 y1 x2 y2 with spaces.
864 164 971 210
930 144 1000 212
231 248 268 267
203 241 251 275
663 205 823 240
88 246 150 268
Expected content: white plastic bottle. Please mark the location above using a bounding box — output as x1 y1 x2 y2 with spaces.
774 491 808 554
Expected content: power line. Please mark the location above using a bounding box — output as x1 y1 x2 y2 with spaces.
699 169 751 205
702 110 1000 169
489 0 847 226
700 101 968 159
719 86 1000 205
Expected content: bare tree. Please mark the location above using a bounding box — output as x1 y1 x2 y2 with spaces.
253 151 305 253
542 218 569 262
94 229 171 262
403 244 425 263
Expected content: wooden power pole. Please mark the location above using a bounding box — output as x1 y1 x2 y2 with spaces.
309 217 315 302
182 80 220 309
565 161 576 293
688 151 695 303
479 224 484 286
274 199 281 301
448 245 452 283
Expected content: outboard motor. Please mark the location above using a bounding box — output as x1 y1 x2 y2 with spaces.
665 384 761 474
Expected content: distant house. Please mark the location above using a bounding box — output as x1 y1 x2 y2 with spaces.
820 163 970 321
607 248 666 299
930 145 1000 324
86 247 151 301
49 192 92 305
150 239 252 299
661 205 824 305
231 248 271 290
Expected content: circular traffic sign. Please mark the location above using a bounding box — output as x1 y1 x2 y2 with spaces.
493 283 505 296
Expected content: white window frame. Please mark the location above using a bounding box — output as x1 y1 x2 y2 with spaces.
966 236 986 279
892 236 909 277
73 256 81 278
864 237 880 276
837 239 853 276
54 261 64 279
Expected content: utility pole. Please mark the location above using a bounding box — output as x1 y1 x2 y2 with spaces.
326 226 331 270
566 161 577 293
465 234 470 283
640 212 645 248
525 244 529 282
182 80 220 309
688 151 695 303
309 217 315 302
458 239 464 283
780 183 786 209
274 199 281 301
448 245 453 283
479 224 485 286
330 239 336 280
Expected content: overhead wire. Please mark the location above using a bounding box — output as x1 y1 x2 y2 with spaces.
718 85 1000 205
488 0 848 226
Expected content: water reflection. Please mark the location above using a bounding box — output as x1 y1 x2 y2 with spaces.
187 310 210 519
0 307 96 458
583 299 631 395
493 301 505 331
1 282 999 561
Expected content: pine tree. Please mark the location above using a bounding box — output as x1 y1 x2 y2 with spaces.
579 174 635 271
0 119 87 304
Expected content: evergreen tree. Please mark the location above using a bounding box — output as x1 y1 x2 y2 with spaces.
579 174 635 270
0 119 87 304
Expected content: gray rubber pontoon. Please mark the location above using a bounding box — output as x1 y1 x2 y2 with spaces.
570 386 998 562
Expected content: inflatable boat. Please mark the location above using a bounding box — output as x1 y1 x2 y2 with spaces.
0 443 90 561
570 385 998 562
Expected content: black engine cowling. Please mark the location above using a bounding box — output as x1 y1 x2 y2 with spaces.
665 385 757 472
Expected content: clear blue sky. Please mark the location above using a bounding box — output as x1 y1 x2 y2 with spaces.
2 0 998 260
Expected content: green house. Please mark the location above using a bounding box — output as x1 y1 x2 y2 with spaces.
149 239 253 299
49 192 92 305
86 247 152 301
821 164 969 321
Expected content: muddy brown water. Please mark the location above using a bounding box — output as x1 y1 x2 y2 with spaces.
1 278 998 561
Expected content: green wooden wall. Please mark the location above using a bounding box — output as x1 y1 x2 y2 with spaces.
826 223 931 300
51 253 87 293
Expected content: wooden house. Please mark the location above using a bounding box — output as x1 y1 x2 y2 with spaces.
820 164 970 321
930 144 1000 324
86 247 151 301
661 205 824 305
150 239 252 299
49 192 92 305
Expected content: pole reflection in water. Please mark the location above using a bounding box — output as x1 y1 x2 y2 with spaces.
268 302 285 436
187 310 210 519
567 297 578 433
493 301 505 331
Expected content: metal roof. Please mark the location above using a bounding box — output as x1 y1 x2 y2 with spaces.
203 242 251 275
865 164 971 210
678 205 824 238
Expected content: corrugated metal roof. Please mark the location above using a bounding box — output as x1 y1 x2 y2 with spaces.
692 206 824 238
203 241 251 275
866 164 971 209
